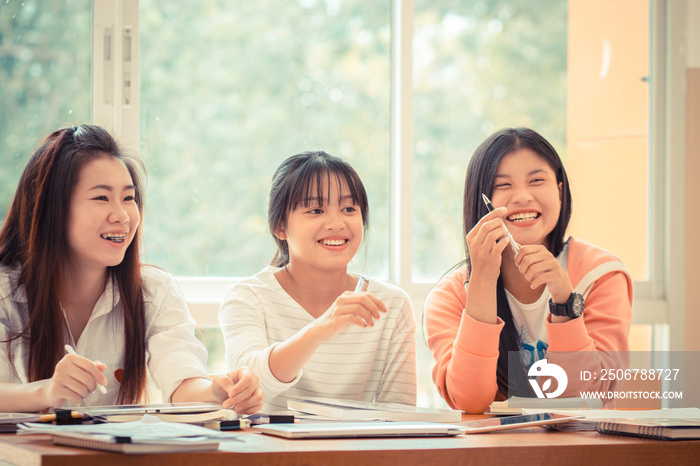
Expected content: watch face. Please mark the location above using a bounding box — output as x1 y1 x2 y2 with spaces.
571 293 584 317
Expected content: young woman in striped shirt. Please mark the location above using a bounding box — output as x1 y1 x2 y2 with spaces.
219 151 416 412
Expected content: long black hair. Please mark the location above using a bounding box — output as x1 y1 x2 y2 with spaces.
462 127 572 397
267 150 369 267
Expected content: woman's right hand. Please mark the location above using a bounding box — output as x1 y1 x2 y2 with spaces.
42 354 107 407
465 206 512 281
309 291 387 343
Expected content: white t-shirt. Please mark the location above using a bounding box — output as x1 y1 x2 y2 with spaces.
218 266 417 412
505 289 550 369
504 243 569 368
0 265 209 406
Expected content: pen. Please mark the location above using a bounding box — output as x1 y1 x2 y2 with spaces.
481 193 520 254
354 275 366 293
64 345 108 394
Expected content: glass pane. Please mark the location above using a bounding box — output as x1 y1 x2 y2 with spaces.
0 0 92 218
413 0 568 280
139 0 391 277
413 0 651 282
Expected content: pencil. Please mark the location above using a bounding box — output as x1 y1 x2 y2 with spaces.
64 345 108 394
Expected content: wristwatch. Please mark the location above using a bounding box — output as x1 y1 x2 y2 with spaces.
549 292 584 318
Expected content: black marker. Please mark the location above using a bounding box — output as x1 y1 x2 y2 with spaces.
482 193 520 254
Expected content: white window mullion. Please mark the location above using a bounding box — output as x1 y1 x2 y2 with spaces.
92 0 139 147
663 0 687 351
390 0 414 292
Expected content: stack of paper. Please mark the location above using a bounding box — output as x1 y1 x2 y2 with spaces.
488 396 603 415
287 397 462 423
17 415 236 454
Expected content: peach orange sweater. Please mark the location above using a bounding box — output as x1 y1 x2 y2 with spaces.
424 237 633 413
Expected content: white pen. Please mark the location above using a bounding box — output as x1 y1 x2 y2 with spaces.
354 275 366 292
481 193 520 254
64 344 108 394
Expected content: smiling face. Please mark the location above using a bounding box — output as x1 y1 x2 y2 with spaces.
276 176 363 272
66 155 141 273
490 148 562 248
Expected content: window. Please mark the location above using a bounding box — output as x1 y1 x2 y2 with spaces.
0 0 92 214
139 0 392 279
412 0 568 281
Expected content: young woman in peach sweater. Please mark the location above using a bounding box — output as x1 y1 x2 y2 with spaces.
424 128 632 413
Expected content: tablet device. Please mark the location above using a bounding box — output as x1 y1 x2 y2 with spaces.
80 402 223 417
253 421 465 439
460 412 584 434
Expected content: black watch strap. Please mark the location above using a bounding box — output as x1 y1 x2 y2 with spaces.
549 292 584 318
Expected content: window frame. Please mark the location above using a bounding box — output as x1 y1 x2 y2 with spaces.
92 0 682 333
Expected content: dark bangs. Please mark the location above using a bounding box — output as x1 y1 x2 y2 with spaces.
293 162 366 220
273 151 368 229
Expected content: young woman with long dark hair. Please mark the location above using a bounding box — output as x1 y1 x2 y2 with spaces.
0 125 263 413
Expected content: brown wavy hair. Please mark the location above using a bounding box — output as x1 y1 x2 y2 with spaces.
0 124 147 404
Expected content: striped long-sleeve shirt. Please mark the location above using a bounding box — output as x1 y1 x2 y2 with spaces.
218 266 417 412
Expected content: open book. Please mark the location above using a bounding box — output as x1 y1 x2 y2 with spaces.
286 397 462 423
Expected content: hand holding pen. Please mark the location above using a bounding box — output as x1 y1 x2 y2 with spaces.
42 345 108 408
309 275 386 342
464 196 518 283
64 345 108 394
481 194 520 254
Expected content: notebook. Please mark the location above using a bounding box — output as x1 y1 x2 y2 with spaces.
20 414 230 453
253 421 465 439
596 418 700 440
286 397 462 423
51 431 220 454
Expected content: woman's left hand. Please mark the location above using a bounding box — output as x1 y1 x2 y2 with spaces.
212 367 264 414
514 245 573 304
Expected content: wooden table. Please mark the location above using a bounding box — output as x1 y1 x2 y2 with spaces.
2 425 699 466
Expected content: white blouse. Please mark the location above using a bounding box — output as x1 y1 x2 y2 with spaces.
0 265 209 407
